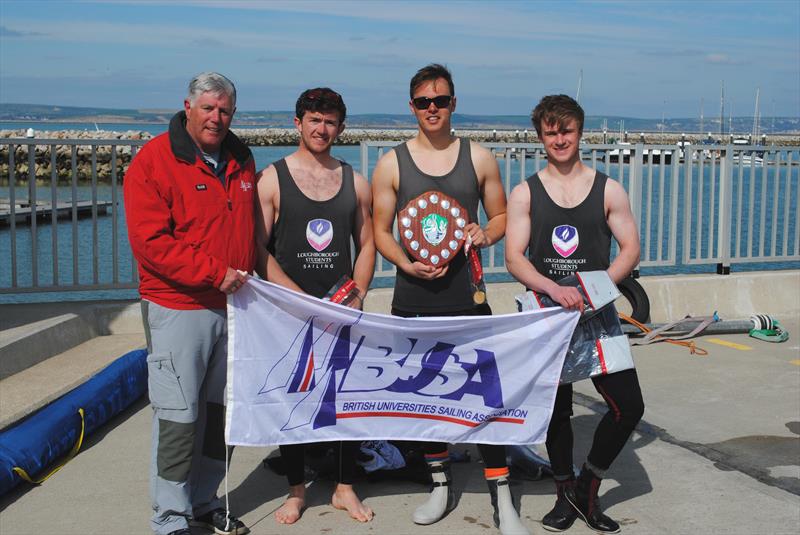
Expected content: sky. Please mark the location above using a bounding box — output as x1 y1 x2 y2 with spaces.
0 0 798 119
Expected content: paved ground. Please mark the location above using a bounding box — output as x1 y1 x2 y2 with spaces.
1 315 798 535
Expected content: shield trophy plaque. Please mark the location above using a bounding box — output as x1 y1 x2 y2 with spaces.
397 190 468 267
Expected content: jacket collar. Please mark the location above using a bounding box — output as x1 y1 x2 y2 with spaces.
168 111 252 166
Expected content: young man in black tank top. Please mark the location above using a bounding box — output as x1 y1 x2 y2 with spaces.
506 95 644 534
255 88 376 525
372 64 529 535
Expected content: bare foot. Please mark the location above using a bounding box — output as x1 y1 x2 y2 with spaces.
275 484 306 524
332 483 374 522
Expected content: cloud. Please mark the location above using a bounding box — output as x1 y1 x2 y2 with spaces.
0 25 43 37
638 48 703 58
255 56 287 64
705 53 746 66
190 37 224 47
0 17 272 48
110 1 667 45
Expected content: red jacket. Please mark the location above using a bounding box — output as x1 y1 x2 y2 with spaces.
124 112 257 310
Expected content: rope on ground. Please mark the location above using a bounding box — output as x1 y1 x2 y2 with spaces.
619 313 709 356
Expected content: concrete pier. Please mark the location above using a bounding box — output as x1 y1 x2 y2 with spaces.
0 199 113 226
0 271 798 534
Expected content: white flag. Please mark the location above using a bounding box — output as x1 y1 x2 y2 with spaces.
226 278 579 446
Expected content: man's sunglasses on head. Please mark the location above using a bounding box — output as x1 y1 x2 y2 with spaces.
412 95 452 110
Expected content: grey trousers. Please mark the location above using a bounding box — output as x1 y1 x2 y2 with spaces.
143 300 228 534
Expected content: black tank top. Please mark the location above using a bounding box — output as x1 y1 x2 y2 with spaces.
527 171 611 282
392 138 481 313
268 158 356 298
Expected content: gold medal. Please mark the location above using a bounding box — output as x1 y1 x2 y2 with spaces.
473 290 486 304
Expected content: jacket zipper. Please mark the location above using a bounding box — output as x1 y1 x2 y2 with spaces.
226 168 236 210
203 161 235 211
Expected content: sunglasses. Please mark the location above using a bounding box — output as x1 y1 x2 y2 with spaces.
412 95 452 110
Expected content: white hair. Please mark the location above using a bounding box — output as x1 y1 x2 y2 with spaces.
187 72 237 107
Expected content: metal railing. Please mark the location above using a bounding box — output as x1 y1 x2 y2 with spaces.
1 139 145 294
1 138 798 296
362 140 799 276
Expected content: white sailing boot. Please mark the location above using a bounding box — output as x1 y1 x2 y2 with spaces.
487 476 531 535
412 461 455 524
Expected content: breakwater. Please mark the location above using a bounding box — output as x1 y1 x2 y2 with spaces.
1 128 798 183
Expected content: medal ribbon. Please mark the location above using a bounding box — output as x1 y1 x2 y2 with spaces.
468 248 483 284
330 278 357 304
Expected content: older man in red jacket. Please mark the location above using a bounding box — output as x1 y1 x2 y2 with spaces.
124 72 253 535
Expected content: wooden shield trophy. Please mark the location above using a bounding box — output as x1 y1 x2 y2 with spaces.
398 191 467 267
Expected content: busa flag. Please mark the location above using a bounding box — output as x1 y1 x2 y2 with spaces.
225 279 579 446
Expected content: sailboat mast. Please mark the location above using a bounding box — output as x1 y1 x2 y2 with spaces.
700 97 704 135
719 81 725 136
752 88 760 138
729 101 733 136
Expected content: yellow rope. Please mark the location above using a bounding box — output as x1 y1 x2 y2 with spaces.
13 408 86 484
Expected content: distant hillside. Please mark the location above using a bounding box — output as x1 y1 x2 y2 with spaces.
1 103 797 133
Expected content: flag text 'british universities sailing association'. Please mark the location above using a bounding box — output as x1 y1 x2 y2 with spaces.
225 279 579 446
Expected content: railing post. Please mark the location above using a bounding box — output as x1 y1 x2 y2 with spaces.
682 149 694 265
9 145 18 287
50 145 59 285
717 146 733 274
111 146 119 284
360 141 369 178
28 143 38 287
629 144 644 275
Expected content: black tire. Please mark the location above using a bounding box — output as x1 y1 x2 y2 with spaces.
617 277 650 324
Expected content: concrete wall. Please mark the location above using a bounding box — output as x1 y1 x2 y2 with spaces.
636 271 800 323
2 270 797 380
363 270 800 323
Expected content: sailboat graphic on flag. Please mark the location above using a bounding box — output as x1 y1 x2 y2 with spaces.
257 314 363 431
259 318 325 395
288 323 316 393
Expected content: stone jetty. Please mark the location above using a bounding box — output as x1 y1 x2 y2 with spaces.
1 127 797 183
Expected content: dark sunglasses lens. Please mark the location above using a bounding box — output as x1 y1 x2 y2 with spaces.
413 96 451 109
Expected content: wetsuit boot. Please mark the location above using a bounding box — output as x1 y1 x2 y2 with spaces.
486 476 530 535
567 466 620 533
542 478 578 532
412 461 455 525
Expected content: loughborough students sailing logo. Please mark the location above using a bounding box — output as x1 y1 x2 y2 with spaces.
552 225 579 258
306 219 333 251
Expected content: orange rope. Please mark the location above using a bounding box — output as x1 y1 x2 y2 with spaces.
619 313 709 356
